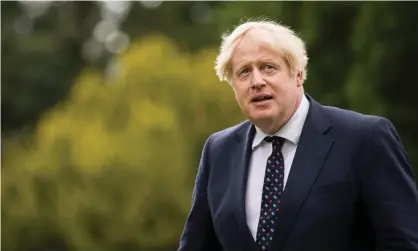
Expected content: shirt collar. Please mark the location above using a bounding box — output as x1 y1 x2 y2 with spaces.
252 94 310 150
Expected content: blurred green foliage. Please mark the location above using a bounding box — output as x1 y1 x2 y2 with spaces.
2 35 243 251
2 1 418 251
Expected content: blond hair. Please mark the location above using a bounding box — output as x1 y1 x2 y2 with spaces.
214 18 309 85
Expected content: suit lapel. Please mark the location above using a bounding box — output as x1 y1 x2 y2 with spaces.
230 122 261 251
270 97 335 251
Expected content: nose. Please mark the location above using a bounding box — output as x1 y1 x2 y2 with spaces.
251 68 266 89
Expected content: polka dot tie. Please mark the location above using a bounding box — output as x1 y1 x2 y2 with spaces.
256 136 285 250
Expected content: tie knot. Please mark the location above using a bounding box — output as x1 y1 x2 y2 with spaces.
264 136 285 148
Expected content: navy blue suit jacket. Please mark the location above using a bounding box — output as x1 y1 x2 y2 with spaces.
178 95 418 251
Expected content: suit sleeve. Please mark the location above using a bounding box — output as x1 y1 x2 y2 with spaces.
360 117 418 250
177 135 222 251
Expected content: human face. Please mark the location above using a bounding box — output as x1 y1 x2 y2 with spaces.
231 34 304 134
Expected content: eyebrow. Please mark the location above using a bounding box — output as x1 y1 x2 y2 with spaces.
234 59 281 71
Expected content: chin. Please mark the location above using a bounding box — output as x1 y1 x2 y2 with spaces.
249 112 274 123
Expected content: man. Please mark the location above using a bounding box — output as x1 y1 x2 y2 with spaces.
178 19 418 251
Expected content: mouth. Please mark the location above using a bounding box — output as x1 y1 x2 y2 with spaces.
251 95 273 103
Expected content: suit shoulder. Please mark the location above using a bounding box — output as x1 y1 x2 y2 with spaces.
322 105 392 131
206 120 251 146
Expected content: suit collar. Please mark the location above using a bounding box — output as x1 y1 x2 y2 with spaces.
304 93 332 135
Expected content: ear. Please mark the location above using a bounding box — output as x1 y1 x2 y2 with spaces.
296 71 303 87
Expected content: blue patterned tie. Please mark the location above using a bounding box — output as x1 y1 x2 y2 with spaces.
256 136 285 250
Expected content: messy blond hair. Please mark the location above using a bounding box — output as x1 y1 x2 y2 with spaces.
214 18 309 85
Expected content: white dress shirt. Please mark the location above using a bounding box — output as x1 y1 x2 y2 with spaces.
245 94 310 240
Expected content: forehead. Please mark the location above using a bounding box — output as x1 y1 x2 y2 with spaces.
231 34 283 68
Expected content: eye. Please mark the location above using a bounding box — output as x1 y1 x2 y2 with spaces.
262 64 276 72
239 68 251 76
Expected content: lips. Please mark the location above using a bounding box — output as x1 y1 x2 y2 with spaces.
251 94 273 103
